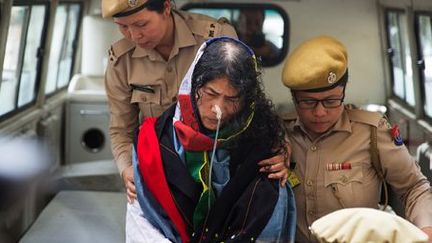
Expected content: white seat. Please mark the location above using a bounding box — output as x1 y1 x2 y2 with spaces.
20 190 126 243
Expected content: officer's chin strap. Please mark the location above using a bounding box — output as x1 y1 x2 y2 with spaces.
208 104 223 210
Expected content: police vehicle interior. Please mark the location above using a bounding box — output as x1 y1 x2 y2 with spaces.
0 0 431 242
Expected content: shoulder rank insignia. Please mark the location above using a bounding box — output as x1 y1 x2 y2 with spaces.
208 23 216 38
108 47 118 65
390 124 404 146
378 118 390 128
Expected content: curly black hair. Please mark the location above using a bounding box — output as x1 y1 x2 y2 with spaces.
191 38 287 154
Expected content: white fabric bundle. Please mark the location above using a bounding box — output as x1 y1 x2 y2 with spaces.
310 207 428 243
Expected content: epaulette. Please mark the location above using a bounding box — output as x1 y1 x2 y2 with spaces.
108 38 135 65
346 108 383 128
183 12 227 39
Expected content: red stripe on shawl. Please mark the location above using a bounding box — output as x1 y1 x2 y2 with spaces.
178 94 199 131
137 117 189 243
173 120 214 151
176 94 214 151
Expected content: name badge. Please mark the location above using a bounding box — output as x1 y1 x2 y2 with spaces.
326 162 352 171
287 171 300 188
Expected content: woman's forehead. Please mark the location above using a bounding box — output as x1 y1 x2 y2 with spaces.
295 86 344 99
113 9 153 24
202 78 239 96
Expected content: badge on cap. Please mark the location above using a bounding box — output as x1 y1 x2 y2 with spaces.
128 0 138 7
390 124 404 146
328 71 337 84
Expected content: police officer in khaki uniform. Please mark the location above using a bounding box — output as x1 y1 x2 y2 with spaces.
102 0 288 203
281 36 432 242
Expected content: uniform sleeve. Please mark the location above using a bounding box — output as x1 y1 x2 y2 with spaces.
105 50 139 175
377 118 432 229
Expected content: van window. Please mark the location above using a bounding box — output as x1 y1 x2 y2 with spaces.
0 4 48 116
416 13 432 119
181 3 289 67
386 10 415 107
45 3 82 95
18 6 47 107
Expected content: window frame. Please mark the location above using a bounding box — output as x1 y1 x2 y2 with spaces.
181 2 290 67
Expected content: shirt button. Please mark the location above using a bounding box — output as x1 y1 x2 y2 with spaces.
310 145 317 151
340 175 348 183
306 180 313 186
167 66 173 72
308 210 314 216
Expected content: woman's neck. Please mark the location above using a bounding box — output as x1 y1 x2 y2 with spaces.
156 15 175 61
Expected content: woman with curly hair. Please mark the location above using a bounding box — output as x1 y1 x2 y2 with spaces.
129 37 296 242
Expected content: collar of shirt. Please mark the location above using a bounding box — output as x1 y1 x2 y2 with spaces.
132 10 197 59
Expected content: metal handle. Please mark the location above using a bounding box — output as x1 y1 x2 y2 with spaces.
417 59 425 70
79 110 108 116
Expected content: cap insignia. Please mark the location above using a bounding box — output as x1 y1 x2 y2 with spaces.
128 0 138 7
328 71 337 84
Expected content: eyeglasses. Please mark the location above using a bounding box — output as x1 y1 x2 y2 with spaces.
294 95 345 109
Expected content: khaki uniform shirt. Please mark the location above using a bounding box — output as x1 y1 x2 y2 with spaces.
105 10 237 174
283 107 432 242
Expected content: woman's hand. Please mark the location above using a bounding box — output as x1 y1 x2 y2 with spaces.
258 142 292 187
122 166 137 203
421 226 432 243
258 153 290 187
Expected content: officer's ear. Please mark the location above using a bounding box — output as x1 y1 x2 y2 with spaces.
163 0 171 16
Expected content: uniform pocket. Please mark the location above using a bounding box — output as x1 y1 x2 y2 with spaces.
324 164 363 187
324 162 364 207
131 85 169 118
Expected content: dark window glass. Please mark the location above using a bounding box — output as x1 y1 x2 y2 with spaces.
182 3 289 67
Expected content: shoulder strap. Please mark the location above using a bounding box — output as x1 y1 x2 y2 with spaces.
179 10 233 39
108 38 135 66
370 126 388 210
